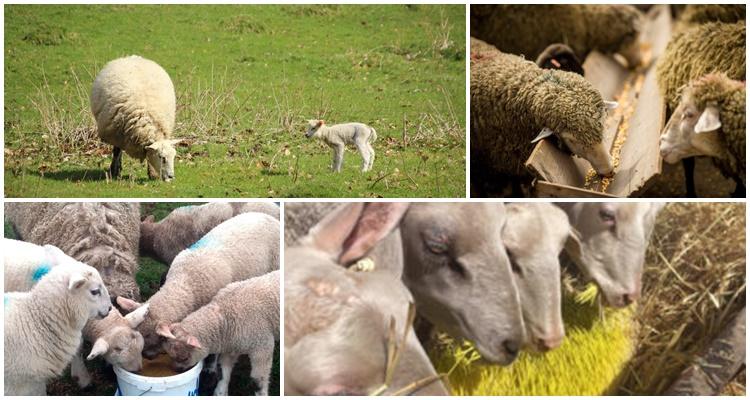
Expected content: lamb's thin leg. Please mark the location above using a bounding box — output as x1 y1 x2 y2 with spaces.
248 337 275 396
110 146 123 179
213 353 240 396
366 143 375 171
355 140 369 172
70 349 92 388
333 144 345 173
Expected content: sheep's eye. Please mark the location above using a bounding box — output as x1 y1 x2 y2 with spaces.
683 110 695 119
423 228 450 255
114 347 123 352
599 209 616 222
425 238 449 254
90 289 100 296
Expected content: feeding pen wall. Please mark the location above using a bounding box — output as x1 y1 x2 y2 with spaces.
526 5 672 197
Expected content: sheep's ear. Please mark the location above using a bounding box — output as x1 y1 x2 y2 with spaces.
604 100 619 110
68 272 88 290
155 322 177 339
317 120 324 127
185 335 203 349
146 142 159 150
531 127 555 143
87 338 109 360
306 203 409 266
694 106 721 133
125 303 150 328
116 296 142 312
168 139 184 146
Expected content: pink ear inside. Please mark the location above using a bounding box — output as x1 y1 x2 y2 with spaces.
308 203 366 258
339 203 409 265
155 322 176 339
186 336 203 349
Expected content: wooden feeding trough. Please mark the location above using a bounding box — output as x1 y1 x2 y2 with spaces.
526 5 673 197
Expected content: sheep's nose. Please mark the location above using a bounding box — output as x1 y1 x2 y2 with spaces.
502 339 520 357
622 291 640 306
535 335 563 351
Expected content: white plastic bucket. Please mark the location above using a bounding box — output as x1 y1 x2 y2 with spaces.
114 360 203 396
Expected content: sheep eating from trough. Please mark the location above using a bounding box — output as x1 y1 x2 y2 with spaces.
471 5 645 68
158 271 279 396
134 212 279 359
140 202 280 265
470 38 618 192
4 202 142 301
304 119 377 172
91 55 183 181
4 262 112 395
659 74 746 195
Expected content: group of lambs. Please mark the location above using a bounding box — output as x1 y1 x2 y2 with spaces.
284 201 664 395
470 4 745 197
3 202 280 396
91 56 377 182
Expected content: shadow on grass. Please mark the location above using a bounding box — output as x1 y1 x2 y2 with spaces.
260 169 287 176
42 168 109 182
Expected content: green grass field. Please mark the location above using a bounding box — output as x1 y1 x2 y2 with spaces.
4 5 466 198
4 202 280 396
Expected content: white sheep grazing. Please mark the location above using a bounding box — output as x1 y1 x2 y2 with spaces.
133 212 280 360
305 119 377 172
2 238 149 388
4 262 112 395
157 270 279 396
91 55 183 181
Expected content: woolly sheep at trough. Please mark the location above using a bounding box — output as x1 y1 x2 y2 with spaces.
285 202 526 365
285 204 447 395
502 203 571 352
158 271 279 396
91 55 183 181
131 212 279 359
304 119 377 172
660 74 746 192
140 202 280 265
4 262 112 395
559 202 664 308
4 202 141 300
470 38 618 188
471 5 645 68
2 238 149 387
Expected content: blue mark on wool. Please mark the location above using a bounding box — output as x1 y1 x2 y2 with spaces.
4 295 10 308
189 235 219 251
32 264 51 282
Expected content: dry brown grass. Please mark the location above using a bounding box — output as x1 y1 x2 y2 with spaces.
619 202 746 395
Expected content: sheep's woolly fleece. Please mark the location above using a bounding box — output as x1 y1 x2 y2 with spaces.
656 22 745 111
91 55 175 160
689 74 746 181
679 4 746 26
471 5 641 61
470 38 606 177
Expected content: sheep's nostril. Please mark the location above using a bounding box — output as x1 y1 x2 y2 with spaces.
502 339 520 357
536 336 563 351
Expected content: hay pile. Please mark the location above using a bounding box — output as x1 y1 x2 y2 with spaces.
618 202 746 395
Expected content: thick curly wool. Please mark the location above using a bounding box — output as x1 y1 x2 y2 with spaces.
91 55 175 160
679 4 745 26
471 5 641 61
656 22 745 111
4 202 141 300
689 74 746 182
471 38 606 177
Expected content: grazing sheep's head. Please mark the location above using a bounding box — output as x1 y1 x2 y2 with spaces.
535 43 584 76
659 74 740 164
305 119 325 138
65 264 112 320
156 322 208 372
399 203 525 365
86 297 149 371
563 203 664 308
502 203 569 352
145 139 182 181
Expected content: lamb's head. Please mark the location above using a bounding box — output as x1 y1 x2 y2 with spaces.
145 139 182 181
502 203 569 352
532 71 618 176
61 263 112 320
563 202 664 308
660 74 741 164
156 322 208 372
399 203 525 365
305 119 325 138
87 297 149 371
535 43 584 76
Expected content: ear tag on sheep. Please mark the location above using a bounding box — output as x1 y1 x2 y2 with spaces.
604 100 619 110
694 106 721 133
531 127 555 143
351 257 376 272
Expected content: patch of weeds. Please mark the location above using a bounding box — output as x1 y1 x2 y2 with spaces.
22 25 75 46
283 5 341 17
224 15 270 34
